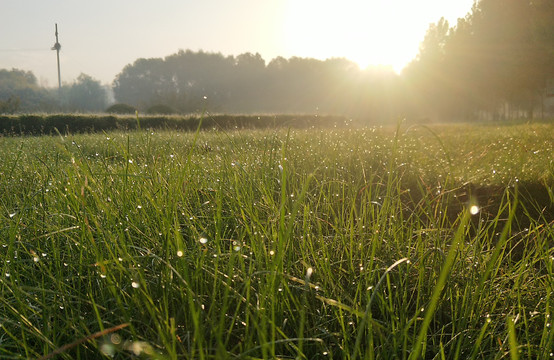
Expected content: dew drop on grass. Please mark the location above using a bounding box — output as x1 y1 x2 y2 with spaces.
34 257 39 263
177 250 183 257
306 267 313 279
137 205 142 209
199 237 208 244
131 281 140 289
470 205 479 215
100 343 116 357
110 333 122 345
269 250 275 256
9 213 16 218
5 273 10 278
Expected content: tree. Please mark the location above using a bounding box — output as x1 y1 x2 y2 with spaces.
403 0 554 120
402 18 453 119
62 73 108 112
0 68 56 112
0 68 38 89
229 52 267 112
113 58 170 109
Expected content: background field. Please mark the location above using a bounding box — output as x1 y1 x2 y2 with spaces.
1 120 553 359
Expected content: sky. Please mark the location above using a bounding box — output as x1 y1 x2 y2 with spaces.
0 0 475 87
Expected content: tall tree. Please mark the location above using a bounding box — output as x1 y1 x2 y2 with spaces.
0 68 56 112
402 18 452 119
62 73 108 112
113 58 170 109
404 0 554 120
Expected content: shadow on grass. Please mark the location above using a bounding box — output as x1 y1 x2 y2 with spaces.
404 180 553 258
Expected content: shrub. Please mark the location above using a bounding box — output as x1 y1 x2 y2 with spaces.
106 103 137 114
146 104 177 115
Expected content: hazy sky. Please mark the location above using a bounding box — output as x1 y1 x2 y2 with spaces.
0 0 474 87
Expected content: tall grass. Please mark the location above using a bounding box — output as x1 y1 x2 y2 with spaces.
0 122 552 358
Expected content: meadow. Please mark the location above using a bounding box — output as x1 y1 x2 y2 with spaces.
0 120 553 359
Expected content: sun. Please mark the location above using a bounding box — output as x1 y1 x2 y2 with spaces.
282 0 430 72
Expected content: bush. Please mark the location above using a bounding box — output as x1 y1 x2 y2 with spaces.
0 113 349 135
146 104 177 115
106 103 136 114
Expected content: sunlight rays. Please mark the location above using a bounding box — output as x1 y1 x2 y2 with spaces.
282 0 473 72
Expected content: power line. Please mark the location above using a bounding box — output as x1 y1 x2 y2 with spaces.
0 48 50 52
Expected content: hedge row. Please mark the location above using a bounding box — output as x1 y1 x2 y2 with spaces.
0 114 350 136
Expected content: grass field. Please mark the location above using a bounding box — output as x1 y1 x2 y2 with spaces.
1 121 553 359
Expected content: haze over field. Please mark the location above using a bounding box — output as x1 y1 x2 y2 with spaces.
0 0 474 86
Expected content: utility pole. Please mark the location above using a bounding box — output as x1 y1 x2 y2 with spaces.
51 23 61 91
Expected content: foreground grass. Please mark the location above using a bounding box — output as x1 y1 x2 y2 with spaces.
0 122 553 359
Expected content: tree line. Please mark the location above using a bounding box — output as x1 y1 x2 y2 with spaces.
113 51 402 120
404 0 554 120
1 0 553 121
0 69 109 114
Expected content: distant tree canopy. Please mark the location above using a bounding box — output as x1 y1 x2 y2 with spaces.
113 50 403 121
404 0 554 120
61 73 108 112
0 69 109 114
0 69 56 113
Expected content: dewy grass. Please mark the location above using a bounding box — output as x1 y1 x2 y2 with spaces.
0 122 553 359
